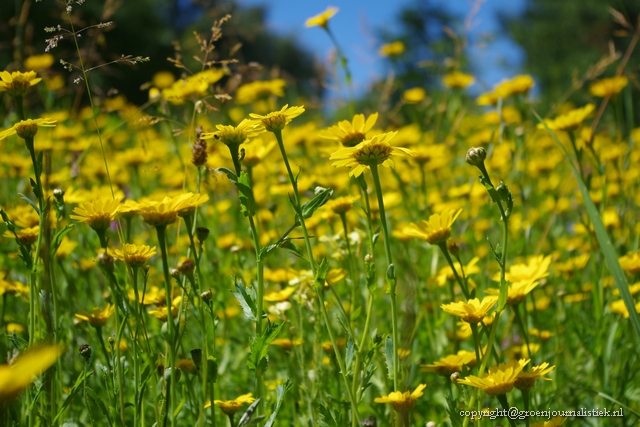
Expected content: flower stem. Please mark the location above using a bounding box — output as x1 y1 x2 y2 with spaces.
438 243 470 299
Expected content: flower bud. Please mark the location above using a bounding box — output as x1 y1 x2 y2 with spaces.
170 268 180 278
196 227 210 243
190 348 202 370
465 147 486 166
360 417 377 427
79 344 92 362
200 289 213 302
450 372 460 383
96 251 115 273
177 258 195 275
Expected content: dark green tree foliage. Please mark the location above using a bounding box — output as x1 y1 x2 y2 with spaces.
504 0 640 102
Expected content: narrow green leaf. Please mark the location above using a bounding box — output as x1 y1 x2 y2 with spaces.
18 193 40 216
534 110 640 341
231 279 257 322
85 387 113 426
53 367 93 423
51 224 74 257
298 187 333 223
237 398 261 426
247 321 285 372
264 379 293 427
383 336 394 380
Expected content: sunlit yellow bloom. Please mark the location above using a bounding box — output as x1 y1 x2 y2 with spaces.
421 350 476 375
498 255 551 284
270 338 303 350
109 244 156 267
515 362 555 390
205 392 255 415
319 113 379 147
495 74 535 98
171 192 209 217
236 79 286 104
74 304 115 327
608 299 640 319
0 118 57 140
406 209 462 245
128 285 167 305
324 196 359 215
476 90 499 106
201 119 264 146
152 71 175 89
148 296 183 321
379 41 405 57
443 71 475 89
0 345 64 403
249 104 305 132
531 417 567 427
374 384 426 414
619 250 640 275
457 359 529 396
24 54 55 70
485 280 539 305
436 257 480 287
264 286 297 302
441 296 498 324
330 131 414 177
161 68 225 104
70 198 120 232
403 87 426 104
589 76 628 97
241 137 277 167
537 104 595 131
0 70 42 96
305 6 338 28
138 198 179 227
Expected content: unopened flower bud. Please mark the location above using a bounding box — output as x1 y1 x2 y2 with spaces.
360 416 377 427
108 336 116 347
177 258 195 275
96 252 115 273
196 227 210 243
79 344 92 362
200 289 213 302
447 238 461 257
190 348 202 370
426 422 436 427
465 147 486 167
364 254 374 264
450 372 460 383
170 268 180 278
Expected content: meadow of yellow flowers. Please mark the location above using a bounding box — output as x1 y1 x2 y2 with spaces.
1 4 639 427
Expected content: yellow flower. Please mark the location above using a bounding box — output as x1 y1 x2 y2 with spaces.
319 113 379 147
498 255 551 284
330 131 414 177
537 104 595 131
515 362 555 390
457 359 529 396
619 250 640 275
305 6 338 28
589 76 628 97
443 71 475 89
74 304 115 327
379 41 405 57
236 79 286 104
152 71 175 89
0 118 57 140
264 286 298 302
148 296 182 321
0 345 64 403
403 87 426 104
241 137 277 167
405 209 463 245
495 74 535 98
171 192 209 217
608 299 640 319
201 119 264 146
485 280 539 305
270 338 303 350
4 226 40 246
24 54 55 70
476 90 499 106
138 198 179 227
70 199 120 232
249 104 305 133
374 384 427 414
206 392 255 415
420 350 476 375
109 244 157 268
441 296 498 324
324 196 359 215
0 70 42 96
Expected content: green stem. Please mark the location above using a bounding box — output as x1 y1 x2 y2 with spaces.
369 163 399 391
496 394 517 427
438 243 470 299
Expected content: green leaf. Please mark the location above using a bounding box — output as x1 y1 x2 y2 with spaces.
314 258 330 289
247 321 285 373
383 336 394 380
297 187 333 224
231 279 257 322
237 399 261 426
85 387 113 426
53 369 94 423
534 110 640 341
446 393 463 427
264 379 293 427
18 193 40 216
218 168 256 217
345 339 354 374
51 224 74 257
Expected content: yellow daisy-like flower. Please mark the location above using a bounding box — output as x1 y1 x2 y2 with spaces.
495 254 551 284
305 6 338 28
374 384 427 414
318 112 379 147
270 338 303 350
537 104 595 131
201 119 264 146
241 138 277 167
443 71 475 89
495 74 535 98
330 131 415 177
109 244 157 268
441 296 498 324
249 104 305 133
405 209 463 245
148 296 182 321
324 195 359 215
485 280 539 305
619 250 640 275
74 304 115 328
24 54 55 71
403 87 426 104
477 90 499 106
0 345 64 404
137 197 180 228
4 226 40 247
531 417 567 427
379 41 405 57
171 192 209 217
457 359 529 396
420 350 477 375
70 199 120 233
608 299 640 319
0 70 42 96
236 79 286 105
264 286 298 302
0 118 57 140
515 362 555 390
205 392 255 415
589 75 628 98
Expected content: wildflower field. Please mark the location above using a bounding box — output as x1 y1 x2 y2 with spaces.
1 2 640 427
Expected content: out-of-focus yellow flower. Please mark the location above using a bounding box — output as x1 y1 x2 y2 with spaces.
325 195 359 215
4 226 40 247
0 118 57 140
70 199 120 233
403 87 426 104
270 338 303 350
24 54 55 70
330 132 414 177
152 71 175 89
236 79 286 105
457 359 529 396
249 104 305 133
319 113 379 147
476 91 499 106
515 362 555 390
0 70 42 96
589 75 628 97
421 350 476 375
379 41 405 57
74 304 115 327
374 384 426 414
406 209 462 245
495 75 535 98
443 71 475 89
205 392 255 415
537 104 595 131
0 345 64 403
305 6 338 28
441 296 498 323
109 244 156 267
264 286 297 302
608 299 640 319
619 250 640 275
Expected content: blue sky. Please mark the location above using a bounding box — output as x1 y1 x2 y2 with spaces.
237 0 527 99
